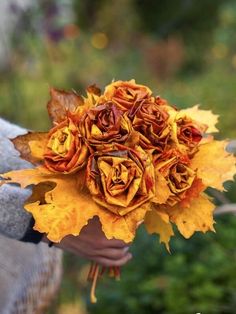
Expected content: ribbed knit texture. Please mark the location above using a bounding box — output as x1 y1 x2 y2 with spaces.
0 118 32 239
0 118 62 313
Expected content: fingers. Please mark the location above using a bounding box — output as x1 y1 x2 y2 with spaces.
99 238 130 249
81 217 130 248
92 252 133 267
78 231 129 249
71 240 130 260
90 247 130 261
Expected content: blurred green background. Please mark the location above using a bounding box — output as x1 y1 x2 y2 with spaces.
0 1 236 313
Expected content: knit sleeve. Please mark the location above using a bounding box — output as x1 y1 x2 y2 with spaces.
0 118 34 240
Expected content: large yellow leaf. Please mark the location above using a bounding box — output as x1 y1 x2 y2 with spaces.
179 105 219 133
0 167 147 243
190 140 236 191
99 202 150 244
166 194 215 239
144 206 174 252
12 132 48 164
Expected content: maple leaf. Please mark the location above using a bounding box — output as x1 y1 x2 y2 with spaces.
152 170 172 204
179 178 206 208
0 167 147 243
12 132 48 164
144 205 174 252
166 194 216 238
190 140 236 191
86 84 101 96
179 105 219 133
47 88 84 123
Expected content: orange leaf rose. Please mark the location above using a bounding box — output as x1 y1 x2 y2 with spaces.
86 145 155 216
101 80 152 111
80 102 133 150
44 118 88 173
130 98 170 160
173 116 205 156
154 151 196 206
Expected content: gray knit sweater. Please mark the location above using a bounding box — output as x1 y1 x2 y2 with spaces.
0 119 63 314
0 118 33 240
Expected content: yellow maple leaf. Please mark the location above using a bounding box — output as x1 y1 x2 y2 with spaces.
166 194 215 238
144 205 174 252
179 105 219 133
1 167 147 243
190 140 236 191
152 170 172 204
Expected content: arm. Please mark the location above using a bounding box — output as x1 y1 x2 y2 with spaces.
0 118 34 240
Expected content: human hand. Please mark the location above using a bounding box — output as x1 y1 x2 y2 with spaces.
43 217 132 267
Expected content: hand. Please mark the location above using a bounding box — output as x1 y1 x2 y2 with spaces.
43 217 132 267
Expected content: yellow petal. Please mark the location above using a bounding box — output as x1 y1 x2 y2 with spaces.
167 194 215 239
91 124 102 137
144 206 174 252
190 140 236 191
179 105 219 133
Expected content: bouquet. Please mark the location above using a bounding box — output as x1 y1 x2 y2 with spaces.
1 80 236 302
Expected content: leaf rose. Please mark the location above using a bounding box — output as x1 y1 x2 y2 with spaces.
172 114 206 156
101 80 152 111
130 99 171 160
86 145 155 216
44 118 88 173
80 102 133 150
154 151 196 206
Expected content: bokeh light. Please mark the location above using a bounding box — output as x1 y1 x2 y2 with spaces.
91 32 108 49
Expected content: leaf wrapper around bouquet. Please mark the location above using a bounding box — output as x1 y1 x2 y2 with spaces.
1 166 150 243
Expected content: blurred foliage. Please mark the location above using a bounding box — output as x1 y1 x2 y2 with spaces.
50 217 236 314
0 1 235 313
74 0 225 73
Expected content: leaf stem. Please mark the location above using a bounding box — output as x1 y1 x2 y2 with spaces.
90 263 99 304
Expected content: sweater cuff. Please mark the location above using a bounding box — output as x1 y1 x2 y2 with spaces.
20 217 44 244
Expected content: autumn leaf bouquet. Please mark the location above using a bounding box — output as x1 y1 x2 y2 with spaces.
1 80 236 302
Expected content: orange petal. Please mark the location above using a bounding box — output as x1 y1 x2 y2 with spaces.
12 132 48 164
144 205 174 252
190 140 236 191
166 194 215 239
179 105 219 133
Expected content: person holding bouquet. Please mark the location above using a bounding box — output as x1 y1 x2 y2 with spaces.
0 117 131 313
